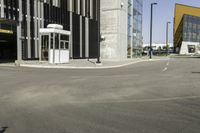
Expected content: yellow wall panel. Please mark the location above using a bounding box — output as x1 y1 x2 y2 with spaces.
174 4 200 33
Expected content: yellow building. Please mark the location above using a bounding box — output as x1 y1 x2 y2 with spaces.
174 4 200 55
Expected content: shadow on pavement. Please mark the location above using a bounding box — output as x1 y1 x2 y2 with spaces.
87 59 96 64
171 56 200 59
0 127 8 133
192 72 200 74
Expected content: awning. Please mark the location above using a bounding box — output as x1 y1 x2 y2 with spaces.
39 28 71 35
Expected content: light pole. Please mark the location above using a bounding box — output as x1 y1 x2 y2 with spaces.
149 3 157 59
96 0 101 64
166 21 171 56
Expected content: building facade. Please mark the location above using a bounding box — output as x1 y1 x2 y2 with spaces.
0 0 100 61
130 0 143 57
174 4 200 55
100 0 143 60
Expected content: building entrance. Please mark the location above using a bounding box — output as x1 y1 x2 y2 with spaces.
0 19 17 63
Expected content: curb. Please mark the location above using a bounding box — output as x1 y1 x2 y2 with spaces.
19 59 167 70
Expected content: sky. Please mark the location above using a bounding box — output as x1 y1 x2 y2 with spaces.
142 0 200 44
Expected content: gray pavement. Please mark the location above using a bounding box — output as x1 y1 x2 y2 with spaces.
0 57 200 133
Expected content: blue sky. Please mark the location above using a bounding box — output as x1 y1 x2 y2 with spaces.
143 0 200 43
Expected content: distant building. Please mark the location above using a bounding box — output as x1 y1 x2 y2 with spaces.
143 43 173 50
100 0 143 60
143 43 173 55
174 4 200 55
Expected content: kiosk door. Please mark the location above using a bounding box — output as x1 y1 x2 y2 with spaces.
41 35 49 61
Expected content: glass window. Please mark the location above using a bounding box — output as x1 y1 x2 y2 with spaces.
188 45 196 53
183 15 200 42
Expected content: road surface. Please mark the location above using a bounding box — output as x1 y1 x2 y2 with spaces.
0 57 200 133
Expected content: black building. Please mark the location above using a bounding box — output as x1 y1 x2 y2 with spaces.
0 0 99 61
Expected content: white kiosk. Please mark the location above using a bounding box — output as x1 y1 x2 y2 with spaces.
39 24 71 64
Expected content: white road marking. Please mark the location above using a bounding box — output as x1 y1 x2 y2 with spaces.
162 58 170 72
166 61 169 66
162 67 168 72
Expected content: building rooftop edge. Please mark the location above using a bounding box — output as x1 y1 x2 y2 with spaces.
175 3 200 9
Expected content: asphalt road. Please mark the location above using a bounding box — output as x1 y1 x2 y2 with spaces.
0 57 200 133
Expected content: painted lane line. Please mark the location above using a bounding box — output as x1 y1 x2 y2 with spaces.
166 61 169 66
55 95 200 104
162 59 170 72
166 58 170 65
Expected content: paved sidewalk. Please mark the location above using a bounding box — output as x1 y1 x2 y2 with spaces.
0 56 169 69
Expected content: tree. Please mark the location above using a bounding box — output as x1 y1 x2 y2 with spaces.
157 46 162 55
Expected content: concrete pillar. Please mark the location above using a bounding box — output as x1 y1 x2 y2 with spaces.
90 0 93 18
34 0 38 58
39 34 41 61
77 0 80 14
68 0 73 58
70 12 73 58
27 0 31 58
17 0 22 62
41 1 44 28
85 18 89 58
37 0 41 59
38 0 40 23
53 33 55 63
0 0 4 18
82 0 85 16
69 0 72 12
80 16 82 57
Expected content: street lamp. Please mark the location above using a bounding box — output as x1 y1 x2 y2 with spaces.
166 21 171 56
149 2 157 59
96 0 101 64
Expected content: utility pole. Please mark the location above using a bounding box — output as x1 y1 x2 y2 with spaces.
166 21 171 56
149 3 157 59
96 0 101 64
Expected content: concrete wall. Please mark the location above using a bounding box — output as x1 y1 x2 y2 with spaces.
100 0 128 60
179 41 200 55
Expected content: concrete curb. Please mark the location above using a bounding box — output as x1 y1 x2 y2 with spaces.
19 59 167 69
0 64 16 67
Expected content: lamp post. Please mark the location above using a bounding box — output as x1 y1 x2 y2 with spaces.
96 0 101 64
166 21 171 56
149 2 157 59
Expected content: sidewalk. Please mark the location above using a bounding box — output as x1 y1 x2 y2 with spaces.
0 56 169 69
170 54 200 58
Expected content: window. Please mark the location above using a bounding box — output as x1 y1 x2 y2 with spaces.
188 45 196 53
